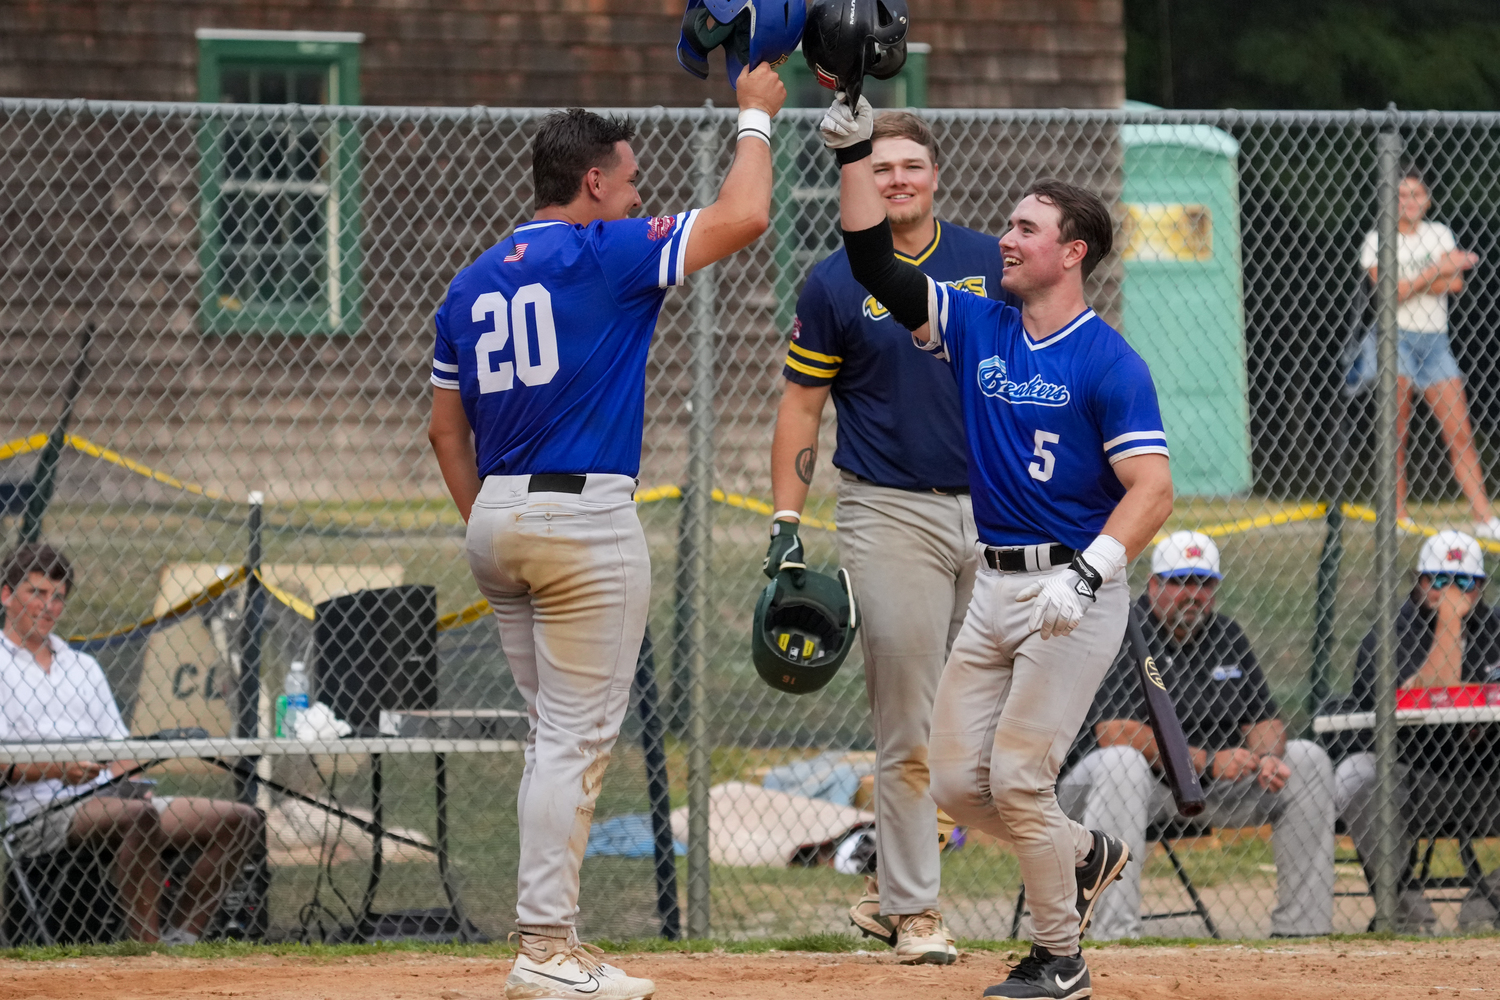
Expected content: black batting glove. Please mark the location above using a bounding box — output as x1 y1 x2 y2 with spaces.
763 519 806 586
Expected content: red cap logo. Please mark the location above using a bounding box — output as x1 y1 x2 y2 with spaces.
1448 547 1466 562
1184 545 1203 558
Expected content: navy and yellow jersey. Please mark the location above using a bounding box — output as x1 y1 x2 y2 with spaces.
782 221 1015 491
922 284 1169 550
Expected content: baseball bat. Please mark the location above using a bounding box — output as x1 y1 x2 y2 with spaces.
1124 603 1206 817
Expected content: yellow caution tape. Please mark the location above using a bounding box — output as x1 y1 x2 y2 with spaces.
437 599 494 631
251 570 317 620
0 432 227 500
65 566 248 644
0 433 49 461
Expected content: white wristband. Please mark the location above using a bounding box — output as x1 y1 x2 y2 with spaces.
1081 534 1128 584
737 108 772 147
772 509 801 523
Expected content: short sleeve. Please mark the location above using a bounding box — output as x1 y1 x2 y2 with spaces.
80 651 129 740
1358 229 1379 271
1097 353 1169 464
431 303 460 390
592 210 701 299
1431 222 1458 254
783 271 845 386
1229 627 1279 725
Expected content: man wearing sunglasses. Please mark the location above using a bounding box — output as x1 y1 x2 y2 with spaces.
1337 529 1500 933
1057 530 1336 940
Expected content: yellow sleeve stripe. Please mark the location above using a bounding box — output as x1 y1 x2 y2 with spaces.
784 355 839 379
788 341 843 364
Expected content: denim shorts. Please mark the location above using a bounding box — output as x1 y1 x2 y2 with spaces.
1347 328 1464 391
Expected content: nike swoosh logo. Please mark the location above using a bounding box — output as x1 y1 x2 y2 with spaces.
530 969 601 993
1056 968 1087 991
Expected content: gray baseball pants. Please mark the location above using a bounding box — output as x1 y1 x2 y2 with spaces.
1333 752 1440 926
465 473 650 936
835 473 978 915
929 562 1129 955
1058 741 1335 939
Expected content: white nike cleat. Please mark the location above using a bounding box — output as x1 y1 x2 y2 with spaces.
892 909 958 966
505 942 655 1000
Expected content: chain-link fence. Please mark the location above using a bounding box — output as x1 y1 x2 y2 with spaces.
2 99 1499 946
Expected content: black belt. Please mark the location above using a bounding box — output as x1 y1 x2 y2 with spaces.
528 473 587 494
850 473 967 496
984 543 1078 573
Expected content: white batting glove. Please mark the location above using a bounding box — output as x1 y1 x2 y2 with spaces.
820 91 874 149
1014 535 1128 640
1015 570 1089 640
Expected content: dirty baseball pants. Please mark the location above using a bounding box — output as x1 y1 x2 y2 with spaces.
835 473 978 915
1058 741 1335 939
466 473 650 936
929 563 1128 955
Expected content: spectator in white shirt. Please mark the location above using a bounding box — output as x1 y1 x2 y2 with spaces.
1355 167 1494 537
0 543 261 944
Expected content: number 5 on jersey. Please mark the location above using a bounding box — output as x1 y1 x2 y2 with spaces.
473 284 560 393
1029 429 1060 482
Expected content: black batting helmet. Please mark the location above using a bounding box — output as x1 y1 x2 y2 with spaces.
802 0 909 106
751 567 859 695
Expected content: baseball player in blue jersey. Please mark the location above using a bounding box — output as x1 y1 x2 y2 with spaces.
428 65 785 1000
826 96 1174 1000
768 110 1017 965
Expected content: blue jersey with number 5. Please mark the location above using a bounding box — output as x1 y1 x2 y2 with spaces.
923 283 1169 550
432 212 699 478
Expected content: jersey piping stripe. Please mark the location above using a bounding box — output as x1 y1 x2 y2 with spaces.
784 355 839 379
514 220 569 233
788 342 843 364
894 220 942 265
675 210 700 285
1102 429 1167 450
430 373 460 390
1025 308 1096 352
1108 444 1170 463
432 359 459 373
657 210 700 288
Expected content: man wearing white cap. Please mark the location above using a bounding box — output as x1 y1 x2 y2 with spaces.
1057 530 1335 939
1337 529 1500 933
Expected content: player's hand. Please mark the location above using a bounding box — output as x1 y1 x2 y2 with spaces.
1015 570 1088 640
737 63 786 117
60 761 103 786
1434 581 1476 622
763 519 806 585
1255 754 1291 793
1210 747 1260 782
820 92 874 150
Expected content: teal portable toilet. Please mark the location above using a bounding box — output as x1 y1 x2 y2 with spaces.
1120 108 1250 496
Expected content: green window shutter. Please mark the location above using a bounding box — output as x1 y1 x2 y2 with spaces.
196 30 363 336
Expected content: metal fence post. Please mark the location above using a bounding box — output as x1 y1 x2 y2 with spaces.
684 108 720 940
237 490 266 808
1371 121 1403 933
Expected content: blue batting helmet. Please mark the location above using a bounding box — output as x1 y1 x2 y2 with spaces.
678 0 807 88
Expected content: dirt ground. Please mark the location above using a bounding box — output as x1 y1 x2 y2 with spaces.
2 939 1498 1000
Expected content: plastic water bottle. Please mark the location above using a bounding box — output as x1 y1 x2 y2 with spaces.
282 661 309 738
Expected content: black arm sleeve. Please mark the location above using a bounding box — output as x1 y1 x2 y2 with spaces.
841 220 932 332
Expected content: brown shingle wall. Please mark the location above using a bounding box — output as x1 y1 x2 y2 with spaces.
0 0 1123 110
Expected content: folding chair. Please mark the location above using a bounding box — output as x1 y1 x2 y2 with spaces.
1010 820 1219 940
2 823 124 946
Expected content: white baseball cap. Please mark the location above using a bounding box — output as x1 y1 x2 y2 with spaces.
1152 530 1222 580
1417 529 1486 577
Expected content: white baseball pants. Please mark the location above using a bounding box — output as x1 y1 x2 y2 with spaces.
465 473 650 936
929 562 1128 955
835 474 978 915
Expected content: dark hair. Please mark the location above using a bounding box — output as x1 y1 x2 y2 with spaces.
872 111 939 166
1 543 73 596
1402 164 1428 188
1022 179 1114 278
531 109 637 210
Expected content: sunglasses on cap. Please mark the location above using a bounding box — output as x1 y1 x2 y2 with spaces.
1429 572 1482 593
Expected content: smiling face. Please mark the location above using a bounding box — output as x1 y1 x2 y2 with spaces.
1398 176 1431 229
594 141 643 221
998 194 1088 298
871 137 938 229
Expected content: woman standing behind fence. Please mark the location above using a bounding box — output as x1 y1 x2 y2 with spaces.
1358 167 1495 535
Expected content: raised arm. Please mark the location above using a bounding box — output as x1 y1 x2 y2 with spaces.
682 64 786 276
827 96 934 342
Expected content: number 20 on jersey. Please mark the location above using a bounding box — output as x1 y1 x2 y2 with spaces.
473 284 560 393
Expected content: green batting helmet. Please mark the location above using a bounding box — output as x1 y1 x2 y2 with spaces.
751 566 859 694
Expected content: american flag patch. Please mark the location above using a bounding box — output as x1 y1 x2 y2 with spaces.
647 216 676 241
504 243 528 262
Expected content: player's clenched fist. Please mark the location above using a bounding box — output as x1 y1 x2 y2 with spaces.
1015 537 1127 640
820 91 873 149
736 63 787 116
762 519 807 586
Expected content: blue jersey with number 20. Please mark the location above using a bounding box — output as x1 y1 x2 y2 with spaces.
432 212 699 478
923 282 1169 550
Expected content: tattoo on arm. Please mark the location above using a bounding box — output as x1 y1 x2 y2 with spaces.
795 447 816 485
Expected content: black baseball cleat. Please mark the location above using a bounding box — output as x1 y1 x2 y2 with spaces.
1074 829 1129 936
982 944 1091 1000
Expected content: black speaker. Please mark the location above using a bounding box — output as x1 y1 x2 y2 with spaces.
313 585 437 736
